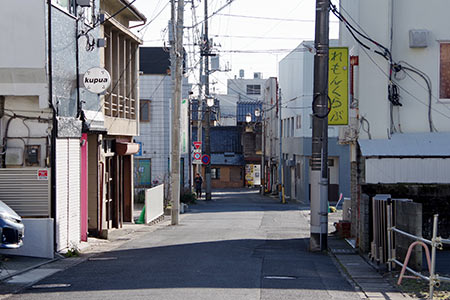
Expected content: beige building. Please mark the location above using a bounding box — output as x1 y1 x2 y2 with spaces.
87 0 145 237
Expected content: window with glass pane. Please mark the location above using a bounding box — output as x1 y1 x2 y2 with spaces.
440 43 450 99
140 100 150 122
211 168 220 179
246 85 261 95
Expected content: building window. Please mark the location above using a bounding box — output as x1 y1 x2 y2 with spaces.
140 100 151 122
296 115 301 129
440 43 450 100
247 85 261 95
212 168 221 179
291 117 294 136
52 0 75 14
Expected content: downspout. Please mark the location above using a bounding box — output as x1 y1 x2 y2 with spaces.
48 0 57 252
75 6 81 118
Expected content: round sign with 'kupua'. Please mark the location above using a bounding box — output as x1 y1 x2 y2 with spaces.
83 67 111 94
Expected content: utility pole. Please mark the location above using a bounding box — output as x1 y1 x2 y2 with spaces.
203 0 212 201
260 112 265 195
196 35 203 176
170 0 184 225
310 0 330 251
278 89 285 204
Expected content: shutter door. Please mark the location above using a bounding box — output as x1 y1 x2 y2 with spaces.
0 168 50 217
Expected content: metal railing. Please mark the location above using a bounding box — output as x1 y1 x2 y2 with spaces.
386 207 450 300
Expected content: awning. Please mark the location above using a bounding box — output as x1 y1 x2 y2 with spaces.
82 109 107 133
116 141 140 156
358 132 450 157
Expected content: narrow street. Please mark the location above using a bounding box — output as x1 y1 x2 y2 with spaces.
3 189 360 300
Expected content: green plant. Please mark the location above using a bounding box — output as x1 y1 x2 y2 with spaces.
64 247 80 258
180 192 197 204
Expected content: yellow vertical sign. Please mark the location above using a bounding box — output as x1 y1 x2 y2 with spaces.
328 47 349 125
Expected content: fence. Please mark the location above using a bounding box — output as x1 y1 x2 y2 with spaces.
369 195 414 265
386 207 450 299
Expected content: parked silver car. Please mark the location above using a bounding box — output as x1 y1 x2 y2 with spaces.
0 201 24 249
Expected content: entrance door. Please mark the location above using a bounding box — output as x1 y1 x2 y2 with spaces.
105 156 115 229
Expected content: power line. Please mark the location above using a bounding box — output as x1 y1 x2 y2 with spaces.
218 48 309 54
212 34 310 40
185 0 235 29
216 13 339 23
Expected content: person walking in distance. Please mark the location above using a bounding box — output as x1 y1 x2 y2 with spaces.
194 173 203 199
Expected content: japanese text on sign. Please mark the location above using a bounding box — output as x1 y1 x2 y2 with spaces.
328 47 349 125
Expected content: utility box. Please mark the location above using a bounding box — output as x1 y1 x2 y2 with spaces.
25 145 40 166
409 29 429 48
5 147 24 166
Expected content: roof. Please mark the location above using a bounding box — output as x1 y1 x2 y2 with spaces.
359 132 450 157
192 126 242 153
211 153 245 166
119 0 146 22
236 101 262 123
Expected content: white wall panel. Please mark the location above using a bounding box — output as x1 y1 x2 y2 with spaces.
365 158 450 184
56 138 81 252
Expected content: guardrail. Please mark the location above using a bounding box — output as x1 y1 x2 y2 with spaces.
386 206 450 300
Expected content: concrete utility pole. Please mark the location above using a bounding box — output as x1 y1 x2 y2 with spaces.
196 37 203 176
203 0 212 201
170 0 184 225
278 89 285 204
310 0 330 251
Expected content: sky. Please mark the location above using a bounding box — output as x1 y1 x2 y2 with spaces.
132 0 340 94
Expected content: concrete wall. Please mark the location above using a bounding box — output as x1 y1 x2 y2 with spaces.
395 201 422 271
0 0 47 108
227 78 266 102
145 184 164 223
0 219 54 259
340 0 450 138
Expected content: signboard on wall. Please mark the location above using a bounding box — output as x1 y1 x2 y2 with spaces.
328 47 349 125
83 67 111 94
180 99 189 154
245 164 261 186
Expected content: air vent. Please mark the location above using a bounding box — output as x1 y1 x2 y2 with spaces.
409 29 429 48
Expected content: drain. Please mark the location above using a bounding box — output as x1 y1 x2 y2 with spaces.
264 275 297 280
32 283 71 289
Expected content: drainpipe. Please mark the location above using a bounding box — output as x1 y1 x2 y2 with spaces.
48 0 57 253
75 5 81 118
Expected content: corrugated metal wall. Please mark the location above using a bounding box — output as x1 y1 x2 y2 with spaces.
365 158 450 184
56 138 80 251
0 168 50 217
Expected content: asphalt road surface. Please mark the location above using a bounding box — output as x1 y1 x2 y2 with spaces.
6 189 361 300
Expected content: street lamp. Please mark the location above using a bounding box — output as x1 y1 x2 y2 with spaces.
206 96 215 108
245 112 252 123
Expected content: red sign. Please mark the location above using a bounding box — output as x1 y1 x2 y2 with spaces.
193 141 202 150
201 154 210 165
37 169 48 180
193 152 201 160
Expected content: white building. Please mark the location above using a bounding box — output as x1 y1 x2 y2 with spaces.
136 47 191 198
216 73 267 126
339 0 450 249
278 40 350 203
